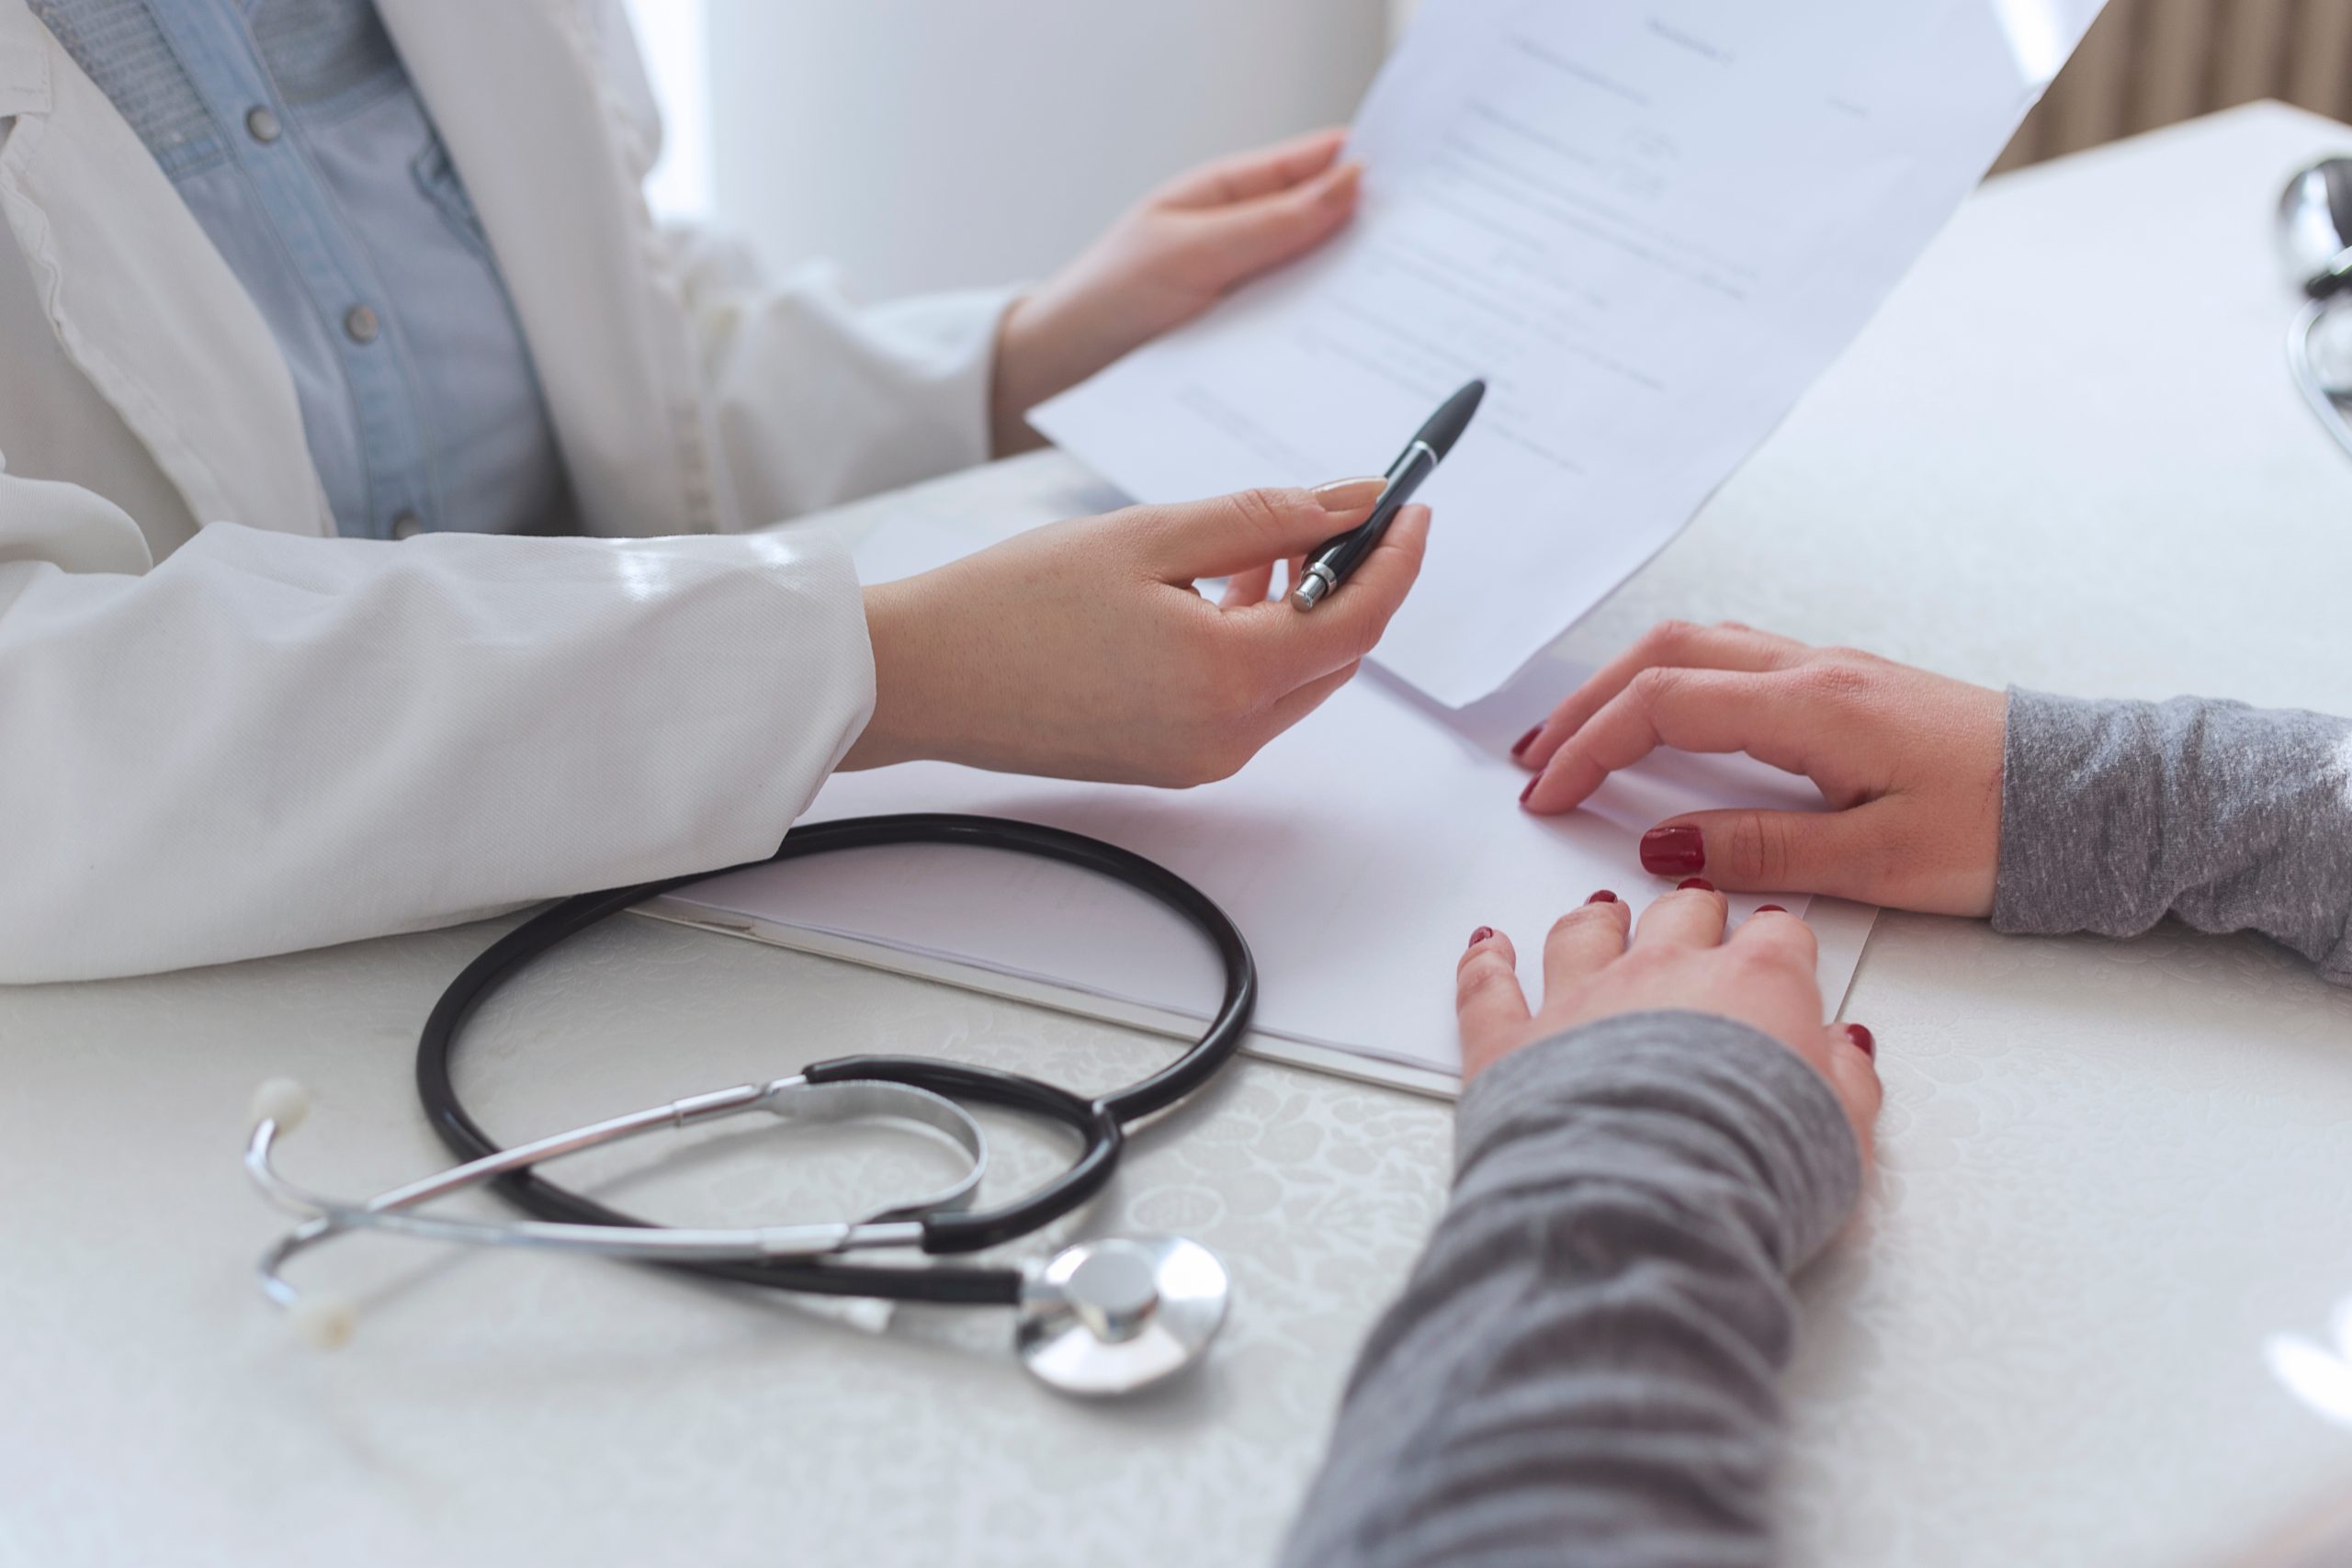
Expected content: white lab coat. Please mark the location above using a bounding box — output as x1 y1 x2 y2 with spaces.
0 0 1013 982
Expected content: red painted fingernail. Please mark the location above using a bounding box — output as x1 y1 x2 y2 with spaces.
1845 1023 1876 1060
1755 904 1787 914
1519 777 1537 807
1677 877 1715 892
1510 726 1542 759
1467 926 1494 948
1585 889 1618 904
1640 824 1705 875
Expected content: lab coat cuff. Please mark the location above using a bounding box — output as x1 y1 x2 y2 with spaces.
867 281 1026 477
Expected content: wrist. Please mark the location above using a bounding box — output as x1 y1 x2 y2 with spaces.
989 294 1062 457
842 578 938 771
1455 1010 1862 1274
989 285 1151 457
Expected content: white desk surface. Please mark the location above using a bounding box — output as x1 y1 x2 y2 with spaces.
8 103 2352 1568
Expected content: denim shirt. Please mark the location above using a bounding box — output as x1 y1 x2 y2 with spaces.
29 0 570 539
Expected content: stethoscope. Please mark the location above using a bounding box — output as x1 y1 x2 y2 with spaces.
2277 155 2352 462
243 814 1252 1397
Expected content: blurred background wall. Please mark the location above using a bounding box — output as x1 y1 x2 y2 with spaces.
622 0 2352 299
628 0 1391 299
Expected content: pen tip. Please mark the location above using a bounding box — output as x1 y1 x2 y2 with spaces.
1424 379 1487 457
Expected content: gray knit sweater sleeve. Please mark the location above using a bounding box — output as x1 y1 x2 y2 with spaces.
1995 691 2352 985
1279 1010 1860 1568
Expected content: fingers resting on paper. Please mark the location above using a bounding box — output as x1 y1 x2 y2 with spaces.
1540 893 1634 995
1510 619 2008 916
1454 927 1531 1051
1516 619 1813 762
1453 891 1876 1166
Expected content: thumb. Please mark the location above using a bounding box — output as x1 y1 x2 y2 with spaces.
1138 479 1385 581
1640 804 1894 903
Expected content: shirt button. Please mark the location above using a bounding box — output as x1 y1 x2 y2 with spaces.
344 305 379 344
390 512 422 540
244 106 281 143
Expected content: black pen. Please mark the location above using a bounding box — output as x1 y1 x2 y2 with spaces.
1291 378 1485 612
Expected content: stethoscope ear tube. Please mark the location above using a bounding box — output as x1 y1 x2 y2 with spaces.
801 1055 1125 1253
410 813 1256 1306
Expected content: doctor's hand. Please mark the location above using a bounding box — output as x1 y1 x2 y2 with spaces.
989 128 1363 455
1513 622 2008 917
844 479 1427 785
1457 891 1881 1165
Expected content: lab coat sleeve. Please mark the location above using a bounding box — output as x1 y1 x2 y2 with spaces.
663 222 1023 525
0 465 876 983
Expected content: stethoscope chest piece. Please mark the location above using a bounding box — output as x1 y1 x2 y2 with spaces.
2276 155 2352 455
1015 1235 1229 1396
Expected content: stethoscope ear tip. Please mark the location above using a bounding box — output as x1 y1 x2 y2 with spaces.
250 1077 311 1136
288 1293 359 1350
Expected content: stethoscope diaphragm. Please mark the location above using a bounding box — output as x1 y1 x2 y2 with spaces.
1015 1235 1231 1397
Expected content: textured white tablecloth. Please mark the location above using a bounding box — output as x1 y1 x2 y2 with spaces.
6 103 2352 1568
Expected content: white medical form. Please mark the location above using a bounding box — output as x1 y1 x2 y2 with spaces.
1033 0 2105 705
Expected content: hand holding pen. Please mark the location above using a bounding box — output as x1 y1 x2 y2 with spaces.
848 483 1430 786
1292 379 1485 611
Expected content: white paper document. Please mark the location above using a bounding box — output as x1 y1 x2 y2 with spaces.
653 520 1877 1085
1033 0 2100 705
662 674 1871 1079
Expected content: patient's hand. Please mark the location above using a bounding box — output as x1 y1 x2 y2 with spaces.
1514 621 2008 916
989 128 1363 455
844 479 1423 785
1457 889 1881 1161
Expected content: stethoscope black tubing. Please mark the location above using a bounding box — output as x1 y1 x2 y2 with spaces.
413 813 1256 1305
